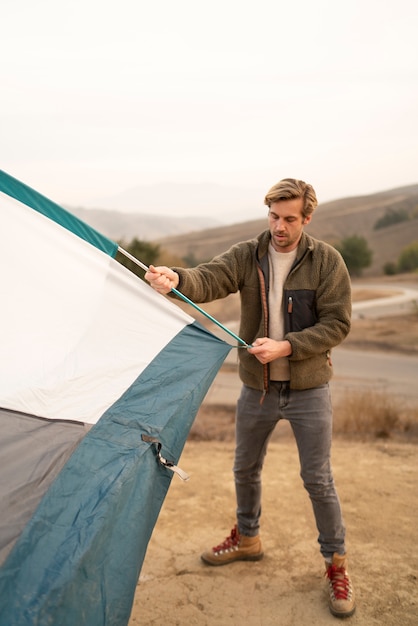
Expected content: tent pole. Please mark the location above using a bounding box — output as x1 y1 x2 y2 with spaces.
117 247 250 348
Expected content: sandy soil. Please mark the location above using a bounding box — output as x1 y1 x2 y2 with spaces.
128 282 418 625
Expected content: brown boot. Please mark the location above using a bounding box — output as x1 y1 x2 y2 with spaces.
325 553 356 618
201 524 264 566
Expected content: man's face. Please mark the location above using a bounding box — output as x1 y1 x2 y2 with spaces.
268 198 311 253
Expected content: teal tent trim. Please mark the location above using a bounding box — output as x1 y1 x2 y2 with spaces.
0 170 118 257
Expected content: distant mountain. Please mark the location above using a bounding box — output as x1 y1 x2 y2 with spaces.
157 184 418 277
67 180 264 240
68 206 221 241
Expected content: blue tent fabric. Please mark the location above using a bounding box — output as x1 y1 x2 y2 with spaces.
0 323 230 626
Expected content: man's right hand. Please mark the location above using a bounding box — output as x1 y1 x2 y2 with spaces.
144 265 180 294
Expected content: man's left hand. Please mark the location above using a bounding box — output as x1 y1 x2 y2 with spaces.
248 338 292 364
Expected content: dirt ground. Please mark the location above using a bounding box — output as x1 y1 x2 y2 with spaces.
129 436 417 626
128 280 418 625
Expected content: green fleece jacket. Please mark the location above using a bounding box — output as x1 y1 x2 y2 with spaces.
173 230 351 392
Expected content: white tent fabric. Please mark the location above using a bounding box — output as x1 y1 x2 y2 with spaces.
1 193 195 424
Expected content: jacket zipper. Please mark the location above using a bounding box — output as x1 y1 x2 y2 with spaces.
256 264 269 402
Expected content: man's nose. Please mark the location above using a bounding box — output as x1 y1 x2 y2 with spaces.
274 218 286 229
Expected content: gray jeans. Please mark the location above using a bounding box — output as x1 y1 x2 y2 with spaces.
234 382 346 559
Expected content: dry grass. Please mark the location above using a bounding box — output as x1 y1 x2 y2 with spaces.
343 311 418 355
333 390 418 439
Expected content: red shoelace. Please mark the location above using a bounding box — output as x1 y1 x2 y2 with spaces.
213 526 240 553
326 564 352 600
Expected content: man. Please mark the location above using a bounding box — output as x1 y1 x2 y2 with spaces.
145 178 355 618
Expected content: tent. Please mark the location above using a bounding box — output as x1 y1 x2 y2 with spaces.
0 171 232 625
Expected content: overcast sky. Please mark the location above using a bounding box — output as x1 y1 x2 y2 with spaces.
2 0 418 217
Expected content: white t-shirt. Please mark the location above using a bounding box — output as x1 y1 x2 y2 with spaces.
268 243 298 381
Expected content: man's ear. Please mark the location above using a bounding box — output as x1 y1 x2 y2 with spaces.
302 214 312 225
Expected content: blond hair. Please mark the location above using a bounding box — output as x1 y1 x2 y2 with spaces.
264 178 318 219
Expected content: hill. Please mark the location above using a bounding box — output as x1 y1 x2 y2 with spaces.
156 184 418 276
69 206 220 241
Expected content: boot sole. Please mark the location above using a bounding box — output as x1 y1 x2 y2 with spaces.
329 605 356 619
201 552 264 566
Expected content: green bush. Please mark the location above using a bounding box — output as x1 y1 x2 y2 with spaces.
374 207 410 230
398 241 418 272
335 235 373 276
383 261 398 275
116 238 161 278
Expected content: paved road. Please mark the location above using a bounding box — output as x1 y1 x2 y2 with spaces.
329 346 418 402
352 283 418 319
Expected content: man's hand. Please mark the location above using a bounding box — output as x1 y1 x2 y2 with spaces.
248 338 292 364
144 265 180 294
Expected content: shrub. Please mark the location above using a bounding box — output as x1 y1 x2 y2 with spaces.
335 235 373 277
116 238 161 279
374 207 410 230
383 261 398 275
398 241 418 272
